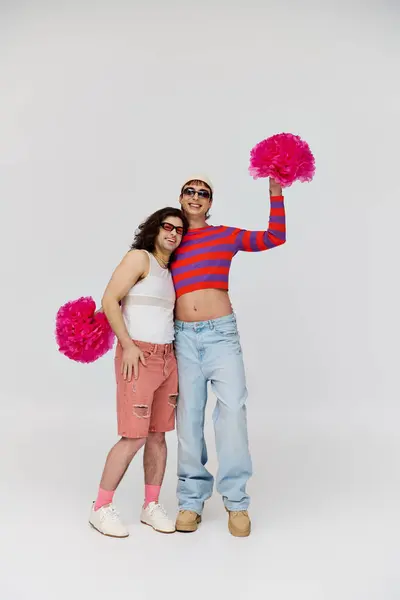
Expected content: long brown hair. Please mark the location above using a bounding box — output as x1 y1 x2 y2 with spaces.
130 207 188 254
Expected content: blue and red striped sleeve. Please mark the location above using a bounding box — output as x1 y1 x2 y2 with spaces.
233 195 286 252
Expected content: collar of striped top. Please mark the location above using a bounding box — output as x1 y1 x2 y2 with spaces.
187 225 213 233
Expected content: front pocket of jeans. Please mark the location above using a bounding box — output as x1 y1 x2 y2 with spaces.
215 330 242 354
215 325 238 337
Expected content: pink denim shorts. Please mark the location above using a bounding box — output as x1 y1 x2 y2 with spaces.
115 340 178 439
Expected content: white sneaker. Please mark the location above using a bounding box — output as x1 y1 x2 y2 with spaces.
140 502 176 533
89 502 129 538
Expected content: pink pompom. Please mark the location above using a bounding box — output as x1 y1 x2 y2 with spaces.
55 296 115 363
249 133 315 187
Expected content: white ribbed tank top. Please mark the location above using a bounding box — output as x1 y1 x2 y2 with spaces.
121 250 175 344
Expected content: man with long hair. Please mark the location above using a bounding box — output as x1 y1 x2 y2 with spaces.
89 207 188 538
171 176 286 537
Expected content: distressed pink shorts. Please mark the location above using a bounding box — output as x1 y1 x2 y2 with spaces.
115 340 178 439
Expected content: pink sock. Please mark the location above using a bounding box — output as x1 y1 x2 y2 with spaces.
94 487 115 511
144 484 161 508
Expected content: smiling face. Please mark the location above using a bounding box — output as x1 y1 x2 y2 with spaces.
154 215 184 255
179 180 213 221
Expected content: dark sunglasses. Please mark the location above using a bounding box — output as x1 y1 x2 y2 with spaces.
161 222 184 236
183 187 211 200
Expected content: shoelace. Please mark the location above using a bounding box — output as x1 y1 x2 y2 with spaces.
101 505 120 521
230 511 248 518
147 503 169 519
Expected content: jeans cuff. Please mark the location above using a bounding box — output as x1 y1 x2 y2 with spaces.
224 502 250 512
178 504 203 515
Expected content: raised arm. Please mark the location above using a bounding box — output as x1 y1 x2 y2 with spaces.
233 180 286 253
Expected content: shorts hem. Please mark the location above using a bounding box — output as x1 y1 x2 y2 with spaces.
118 426 175 438
118 431 148 439
151 426 175 434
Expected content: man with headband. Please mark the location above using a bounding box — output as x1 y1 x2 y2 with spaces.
171 175 285 537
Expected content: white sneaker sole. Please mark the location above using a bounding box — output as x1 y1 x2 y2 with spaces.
140 519 176 534
89 520 129 538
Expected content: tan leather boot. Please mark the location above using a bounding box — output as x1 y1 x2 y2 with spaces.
175 510 202 532
226 509 251 537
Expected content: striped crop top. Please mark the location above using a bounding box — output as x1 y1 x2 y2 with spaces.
170 195 286 298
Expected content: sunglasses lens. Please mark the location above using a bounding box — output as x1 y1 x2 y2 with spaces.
184 187 210 199
162 222 174 231
176 227 184 235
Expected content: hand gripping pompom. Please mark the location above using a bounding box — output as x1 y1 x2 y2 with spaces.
249 133 315 187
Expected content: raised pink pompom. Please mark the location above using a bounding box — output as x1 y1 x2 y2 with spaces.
249 133 315 187
55 296 115 363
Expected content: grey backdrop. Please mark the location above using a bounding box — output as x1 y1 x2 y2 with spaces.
1 1 399 599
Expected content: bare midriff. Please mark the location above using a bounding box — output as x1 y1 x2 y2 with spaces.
174 289 233 322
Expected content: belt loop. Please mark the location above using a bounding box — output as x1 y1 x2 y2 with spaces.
208 320 214 330
154 344 158 353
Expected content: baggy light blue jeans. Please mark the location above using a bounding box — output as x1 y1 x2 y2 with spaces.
174 313 252 513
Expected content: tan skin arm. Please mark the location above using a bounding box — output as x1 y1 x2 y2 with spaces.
269 178 282 196
102 249 149 381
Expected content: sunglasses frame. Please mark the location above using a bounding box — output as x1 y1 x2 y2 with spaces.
161 221 184 236
183 187 211 200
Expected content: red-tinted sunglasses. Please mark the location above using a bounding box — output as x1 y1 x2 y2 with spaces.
161 222 184 236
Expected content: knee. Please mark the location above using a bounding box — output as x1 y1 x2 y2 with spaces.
120 436 146 453
146 432 166 447
213 402 247 427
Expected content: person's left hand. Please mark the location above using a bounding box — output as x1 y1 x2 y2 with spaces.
269 177 282 196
